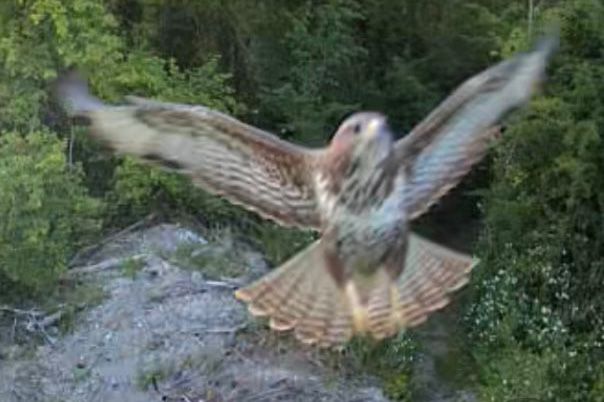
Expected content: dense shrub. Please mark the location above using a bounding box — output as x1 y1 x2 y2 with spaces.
464 3 604 399
0 131 102 296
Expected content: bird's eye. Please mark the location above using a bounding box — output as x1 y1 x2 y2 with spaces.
352 123 362 134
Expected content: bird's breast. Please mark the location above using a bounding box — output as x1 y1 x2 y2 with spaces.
314 172 407 268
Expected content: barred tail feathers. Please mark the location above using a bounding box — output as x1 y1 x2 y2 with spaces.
344 233 477 341
234 240 354 347
235 233 477 346
394 233 477 327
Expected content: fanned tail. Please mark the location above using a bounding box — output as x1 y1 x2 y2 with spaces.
395 233 476 326
234 240 354 347
363 233 477 340
235 233 477 347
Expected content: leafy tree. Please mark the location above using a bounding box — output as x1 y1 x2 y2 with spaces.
0 0 123 132
257 0 368 145
0 131 102 295
465 1 604 399
0 0 247 296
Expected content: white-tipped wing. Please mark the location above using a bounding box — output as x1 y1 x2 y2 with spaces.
395 34 558 219
55 72 323 229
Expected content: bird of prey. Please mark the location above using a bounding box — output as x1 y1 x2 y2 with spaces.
55 35 557 348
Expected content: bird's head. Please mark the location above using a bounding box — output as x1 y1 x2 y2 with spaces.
329 112 394 168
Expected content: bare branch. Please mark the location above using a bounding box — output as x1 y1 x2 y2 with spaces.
66 254 148 277
68 214 156 267
1 305 64 345
188 323 248 335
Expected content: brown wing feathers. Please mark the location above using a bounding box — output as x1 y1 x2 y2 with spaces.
132 106 319 226
55 72 322 229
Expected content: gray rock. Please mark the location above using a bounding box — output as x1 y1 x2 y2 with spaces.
0 224 388 402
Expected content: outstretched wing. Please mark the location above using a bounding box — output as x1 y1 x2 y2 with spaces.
55 71 323 229
395 34 558 220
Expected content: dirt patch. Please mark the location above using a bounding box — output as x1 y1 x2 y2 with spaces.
0 224 387 402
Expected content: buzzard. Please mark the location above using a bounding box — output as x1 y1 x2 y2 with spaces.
55 35 557 347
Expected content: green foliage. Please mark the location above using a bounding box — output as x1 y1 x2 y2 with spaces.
0 0 123 131
0 0 245 232
475 345 557 401
121 256 145 279
465 2 604 400
592 363 604 402
259 0 367 145
163 232 247 280
324 333 417 401
244 223 316 266
382 372 412 402
0 131 102 295
135 359 170 391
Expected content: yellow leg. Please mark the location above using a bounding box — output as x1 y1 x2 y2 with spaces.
345 281 367 333
389 285 402 327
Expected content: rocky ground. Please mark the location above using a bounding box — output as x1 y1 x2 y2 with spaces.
0 223 478 402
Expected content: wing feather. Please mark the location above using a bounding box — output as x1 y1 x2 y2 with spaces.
395 33 558 220
55 72 323 229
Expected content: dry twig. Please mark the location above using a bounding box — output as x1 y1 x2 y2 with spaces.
68 214 156 267
0 305 64 345
66 253 148 277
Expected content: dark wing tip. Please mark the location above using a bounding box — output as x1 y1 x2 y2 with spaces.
53 68 105 116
